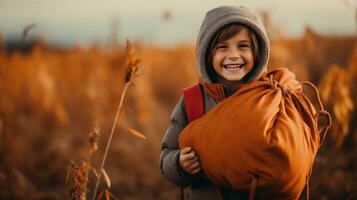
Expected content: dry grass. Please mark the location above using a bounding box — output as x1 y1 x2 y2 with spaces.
0 28 356 199
319 64 354 148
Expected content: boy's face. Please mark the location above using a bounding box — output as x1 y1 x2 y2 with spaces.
212 27 254 84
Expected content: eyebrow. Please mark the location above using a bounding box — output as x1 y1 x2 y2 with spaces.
217 39 251 45
216 42 228 45
239 40 251 43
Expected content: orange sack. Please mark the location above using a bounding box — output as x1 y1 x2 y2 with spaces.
179 68 331 200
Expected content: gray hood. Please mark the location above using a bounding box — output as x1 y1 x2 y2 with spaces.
196 6 270 84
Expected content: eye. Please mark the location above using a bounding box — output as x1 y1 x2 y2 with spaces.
215 44 228 50
239 44 251 49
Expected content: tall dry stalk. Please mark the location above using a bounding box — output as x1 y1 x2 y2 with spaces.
21 24 36 45
91 39 143 200
67 127 101 200
319 64 354 148
67 161 89 200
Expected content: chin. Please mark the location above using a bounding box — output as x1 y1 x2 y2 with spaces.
225 76 244 82
226 79 242 82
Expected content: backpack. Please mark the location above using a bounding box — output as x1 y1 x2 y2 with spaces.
180 68 331 200
179 83 204 200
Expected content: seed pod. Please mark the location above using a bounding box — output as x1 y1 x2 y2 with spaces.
101 169 111 189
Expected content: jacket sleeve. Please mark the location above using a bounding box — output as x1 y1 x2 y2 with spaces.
159 95 199 187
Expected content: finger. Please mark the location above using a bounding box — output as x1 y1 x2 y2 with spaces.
180 147 192 154
184 156 198 165
181 152 193 160
182 154 197 163
189 162 201 171
181 157 196 167
183 151 196 160
191 167 201 175
181 158 199 169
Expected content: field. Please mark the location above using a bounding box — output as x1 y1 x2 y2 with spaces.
0 28 356 199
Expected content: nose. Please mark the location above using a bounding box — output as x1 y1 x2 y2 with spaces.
228 56 240 61
227 48 240 61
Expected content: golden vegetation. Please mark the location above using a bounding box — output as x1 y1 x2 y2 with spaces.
0 28 356 199
319 65 354 148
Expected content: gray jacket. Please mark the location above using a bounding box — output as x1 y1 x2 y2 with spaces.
159 5 270 200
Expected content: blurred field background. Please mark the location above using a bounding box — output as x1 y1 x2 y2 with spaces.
1 1 357 200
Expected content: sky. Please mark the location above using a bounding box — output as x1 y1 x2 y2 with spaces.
0 0 356 46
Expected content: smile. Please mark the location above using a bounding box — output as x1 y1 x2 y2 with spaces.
223 64 244 71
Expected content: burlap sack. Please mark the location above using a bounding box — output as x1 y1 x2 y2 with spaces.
179 68 331 200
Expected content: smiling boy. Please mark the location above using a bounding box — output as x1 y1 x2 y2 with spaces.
160 6 270 200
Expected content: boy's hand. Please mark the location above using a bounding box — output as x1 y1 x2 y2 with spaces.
179 147 201 175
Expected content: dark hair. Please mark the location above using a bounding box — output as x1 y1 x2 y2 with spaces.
205 23 261 83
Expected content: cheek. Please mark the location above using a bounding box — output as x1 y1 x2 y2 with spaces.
245 51 254 66
212 53 222 67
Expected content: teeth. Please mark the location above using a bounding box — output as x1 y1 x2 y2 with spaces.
224 64 243 69
223 64 244 72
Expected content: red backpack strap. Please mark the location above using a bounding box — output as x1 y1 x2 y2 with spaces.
183 83 205 123
181 83 204 200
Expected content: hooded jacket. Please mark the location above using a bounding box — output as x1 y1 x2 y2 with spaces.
159 6 270 199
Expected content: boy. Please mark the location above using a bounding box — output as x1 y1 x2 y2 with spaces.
160 5 269 199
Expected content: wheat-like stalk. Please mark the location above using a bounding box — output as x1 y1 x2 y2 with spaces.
66 161 89 200
89 127 100 157
21 24 36 45
91 39 141 200
67 127 101 200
